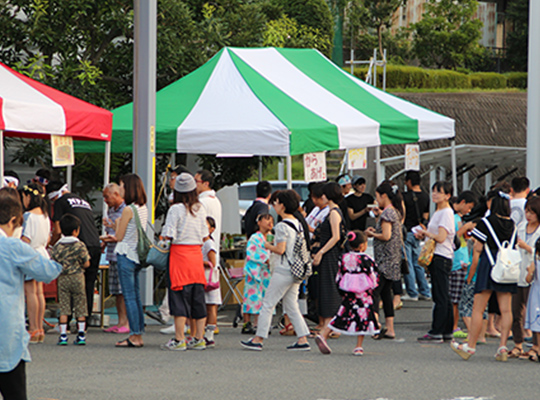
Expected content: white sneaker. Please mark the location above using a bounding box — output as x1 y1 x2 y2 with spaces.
160 324 176 335
401 294 419 301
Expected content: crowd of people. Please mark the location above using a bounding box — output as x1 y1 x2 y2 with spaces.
2 166 540 398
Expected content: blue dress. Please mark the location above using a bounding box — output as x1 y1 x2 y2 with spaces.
525 258 540 333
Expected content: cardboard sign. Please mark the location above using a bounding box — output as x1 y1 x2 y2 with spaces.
303 152 327 182
405 144 420 171
51 135 75 167
348 148 367 170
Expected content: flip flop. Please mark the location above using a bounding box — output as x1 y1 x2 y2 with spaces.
381 333 396 340
372 327 387 340
115 338 143 348
103 325 119 333
115 326 130 334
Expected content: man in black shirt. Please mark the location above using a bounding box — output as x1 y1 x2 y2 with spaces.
346 176 374 231
48 181 101 319
402 171 432 301
243 181 272 239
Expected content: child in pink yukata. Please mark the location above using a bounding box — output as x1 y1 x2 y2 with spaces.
241 214 274 334
315 230 379 356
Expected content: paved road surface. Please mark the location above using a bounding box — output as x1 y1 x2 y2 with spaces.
27 301 538 400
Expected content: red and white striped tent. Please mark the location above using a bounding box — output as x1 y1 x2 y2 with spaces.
0 61 112 184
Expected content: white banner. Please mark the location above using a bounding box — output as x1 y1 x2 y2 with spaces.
348 148 367 170
405 144 420 171
303 152 327 182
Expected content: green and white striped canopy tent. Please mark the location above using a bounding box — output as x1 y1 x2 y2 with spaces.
76 47 455 157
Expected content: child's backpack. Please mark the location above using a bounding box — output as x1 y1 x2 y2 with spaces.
281 220 313 281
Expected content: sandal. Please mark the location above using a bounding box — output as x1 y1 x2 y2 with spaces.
279 323 295 336
508 347 524 358
352 347 364 356
29 330 41 344
527 349 539 362
495 346 509 362
115 338 143 348
372 327 387 340
329 331 341 339
451 341 476 360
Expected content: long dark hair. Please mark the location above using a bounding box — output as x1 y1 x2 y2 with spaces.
120 174 147 206
376 180 403 217
487 189 511 217
173 189 200 216
22 183 48 217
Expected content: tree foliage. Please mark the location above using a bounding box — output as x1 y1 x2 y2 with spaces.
410 0 483 70
506 0 528 71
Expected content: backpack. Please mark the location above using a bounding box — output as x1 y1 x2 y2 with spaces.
281 220 313 281
130 204 153 268
482 217 521 284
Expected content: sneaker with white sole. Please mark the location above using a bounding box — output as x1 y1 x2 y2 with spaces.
240 338 263 351
417 334 443 344
315 334 332 354
187 338 206 351
401 294 419 301
286 342 311 351
204 337 215 348
57 334 68 346
160 325 176 335
161 338 186 351
74 333 86 346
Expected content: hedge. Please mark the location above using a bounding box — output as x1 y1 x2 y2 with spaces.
349 65 526 90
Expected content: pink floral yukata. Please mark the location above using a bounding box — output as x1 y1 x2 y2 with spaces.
242 232 271 314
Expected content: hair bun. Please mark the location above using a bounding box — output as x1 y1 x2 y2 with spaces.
347 231 357 242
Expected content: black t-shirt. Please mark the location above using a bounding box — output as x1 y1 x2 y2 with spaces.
53 193 100 248
345 192 374 231
472 215 515 254
243 200 269 239
403 190 430 231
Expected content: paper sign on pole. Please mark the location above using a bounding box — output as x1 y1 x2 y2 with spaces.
405 144 420 171
348 148 367 170
51 135 75 167
303 152 327 182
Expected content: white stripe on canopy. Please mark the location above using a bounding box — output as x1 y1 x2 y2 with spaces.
0 65 66 135
177 49 290 156
231 48 382 148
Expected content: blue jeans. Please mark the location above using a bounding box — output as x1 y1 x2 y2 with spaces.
403 232 431 298
116 254 145 335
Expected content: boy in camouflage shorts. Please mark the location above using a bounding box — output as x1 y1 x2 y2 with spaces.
50 214 90 345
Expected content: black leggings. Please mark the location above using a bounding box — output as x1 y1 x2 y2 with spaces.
373 275 395 319
0 360 27 400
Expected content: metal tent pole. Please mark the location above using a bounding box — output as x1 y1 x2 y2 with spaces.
451 139 458 196
0 130 4 187
66 166 72 191
528 0 540 188
286 155 292 189
102 141 111 235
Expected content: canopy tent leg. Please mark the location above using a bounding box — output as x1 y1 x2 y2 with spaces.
0 130 4 187
485 172 492 195
429 168 437 217
66 165 72 191
278 159 284 180
375 146 382 184
528 0 540 188
463 171 470 192
286 155 292 189
258 156 263 181
451 139 458 196
102 141 112 235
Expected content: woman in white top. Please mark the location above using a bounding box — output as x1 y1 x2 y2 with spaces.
21 183 51 344
113 174 148 348
160 173 209 351
416 181 455 343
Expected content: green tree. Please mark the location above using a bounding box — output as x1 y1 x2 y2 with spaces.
506 0 528 71
410 0 483 70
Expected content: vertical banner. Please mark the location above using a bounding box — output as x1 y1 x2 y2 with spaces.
51 135 75 167
303 152 327 182
405 144 420 171
348 148 367 170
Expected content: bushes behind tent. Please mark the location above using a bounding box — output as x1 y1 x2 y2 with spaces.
349 65 526 90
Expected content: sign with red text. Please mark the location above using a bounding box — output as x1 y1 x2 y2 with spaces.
348 148 367 170
51 135 75 167
405 144 420 171
303 152 327 182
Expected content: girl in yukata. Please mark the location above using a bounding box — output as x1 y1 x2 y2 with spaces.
241 213 274 335
315 230 379 356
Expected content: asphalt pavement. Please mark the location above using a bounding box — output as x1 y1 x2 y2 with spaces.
26 299 538 400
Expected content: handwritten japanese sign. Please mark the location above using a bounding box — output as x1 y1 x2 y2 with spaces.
303 152 327 183
405 144 420 171
51 135 75 167
348 148 367 170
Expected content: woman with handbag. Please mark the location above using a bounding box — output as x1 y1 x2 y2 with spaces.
451 190 516 361
160 173 209 351
113 174 148 348
416 181 455 344
366 181 404 340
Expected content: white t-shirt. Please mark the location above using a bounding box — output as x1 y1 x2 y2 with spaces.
199 190 222 258
510 198 527 226
22 212 51 259
162 203 209 245
427 207 455 259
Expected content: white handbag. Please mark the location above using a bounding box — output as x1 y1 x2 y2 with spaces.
482 218 521 284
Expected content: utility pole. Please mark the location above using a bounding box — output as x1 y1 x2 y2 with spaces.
527 0 540 188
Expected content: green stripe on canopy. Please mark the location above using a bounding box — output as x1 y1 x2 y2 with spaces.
229 51 340 155
275 48 419 145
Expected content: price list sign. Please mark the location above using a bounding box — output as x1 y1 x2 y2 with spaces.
303 152 327 183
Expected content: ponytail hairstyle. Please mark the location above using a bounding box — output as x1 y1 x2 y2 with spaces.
347 230 367 250
21 183 48 217
375 180 404 217
486 189 511 217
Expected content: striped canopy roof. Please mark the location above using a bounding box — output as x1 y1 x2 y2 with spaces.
76 47 454 155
